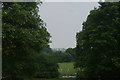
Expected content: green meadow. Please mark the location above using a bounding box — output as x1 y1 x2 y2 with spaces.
58 62 77 76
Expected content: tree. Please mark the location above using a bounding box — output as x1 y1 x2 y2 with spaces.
65 48 76 61
75 2 120 80
50 48 76 63
2 2 59 80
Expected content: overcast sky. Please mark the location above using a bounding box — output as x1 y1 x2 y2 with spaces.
39 2 99 49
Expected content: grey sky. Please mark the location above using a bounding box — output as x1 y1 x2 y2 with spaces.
39 2 99 49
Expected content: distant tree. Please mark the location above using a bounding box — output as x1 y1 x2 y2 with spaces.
51 48 76 63
42 47 53 54
65 48 76 61
75 2 120 80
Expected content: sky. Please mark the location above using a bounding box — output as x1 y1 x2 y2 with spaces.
39 2 99 49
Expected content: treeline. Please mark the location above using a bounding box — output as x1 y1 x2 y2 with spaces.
43 48 76 63
2 2 59 80
75 2 120 80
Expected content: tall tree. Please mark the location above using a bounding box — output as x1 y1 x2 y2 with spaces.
2 2 59 80
75 2 120 80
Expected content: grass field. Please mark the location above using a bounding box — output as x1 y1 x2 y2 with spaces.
58 62 77 76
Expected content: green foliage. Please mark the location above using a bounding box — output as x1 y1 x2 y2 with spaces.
32 53 59 78
2 2 59 80
65 48 76 61
75 2 120 80
51 48 76 63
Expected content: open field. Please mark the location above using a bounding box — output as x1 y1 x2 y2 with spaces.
58 62 77 76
